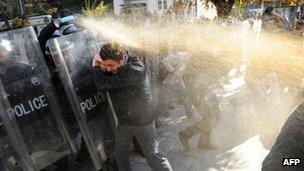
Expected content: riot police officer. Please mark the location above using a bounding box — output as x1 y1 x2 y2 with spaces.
38 11 88 170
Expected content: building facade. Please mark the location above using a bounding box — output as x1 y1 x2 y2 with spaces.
114 0 175 15
114 0 216 21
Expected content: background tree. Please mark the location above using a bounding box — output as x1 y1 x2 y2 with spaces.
46 0 112 13
0 0 52 19
0 0 54 29
82 0 108 18
207 0 303 18
24 0 50 17
208 0 235 18
0 0 20 20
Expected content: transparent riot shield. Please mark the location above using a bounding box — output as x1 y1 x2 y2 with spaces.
48 31 114 170
1 119 17 171
0 26 76 170
0 124 23 171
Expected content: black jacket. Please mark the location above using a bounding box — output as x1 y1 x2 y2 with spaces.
93 52 154 126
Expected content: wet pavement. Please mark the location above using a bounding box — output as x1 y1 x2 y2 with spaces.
130 104 270 171
63 101 283 171
72 74 297 170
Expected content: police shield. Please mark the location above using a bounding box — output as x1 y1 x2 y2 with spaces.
0 122 20 171
0 26 76 170
0 126 25 171
48 31 114 170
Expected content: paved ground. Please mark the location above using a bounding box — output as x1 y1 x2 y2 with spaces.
130 104 270 171
66 103 268 171
73 74 296 171
74 73 291 171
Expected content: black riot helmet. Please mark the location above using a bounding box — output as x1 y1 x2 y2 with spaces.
59 24 81 35
57 9 81 35
57 9 81 34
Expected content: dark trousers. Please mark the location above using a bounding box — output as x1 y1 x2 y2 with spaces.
114 122 172 171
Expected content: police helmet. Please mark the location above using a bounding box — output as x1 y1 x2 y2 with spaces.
59 24 81 35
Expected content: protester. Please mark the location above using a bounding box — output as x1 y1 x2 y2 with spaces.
166 51 222 153
156 51 198 126
92 42 173 171
178 84 220 153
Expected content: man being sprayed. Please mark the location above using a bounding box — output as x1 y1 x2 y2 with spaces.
92 42 173 171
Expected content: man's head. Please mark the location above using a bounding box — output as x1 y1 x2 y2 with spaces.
94 42 126 75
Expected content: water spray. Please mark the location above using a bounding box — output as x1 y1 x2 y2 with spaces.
78 15 304 149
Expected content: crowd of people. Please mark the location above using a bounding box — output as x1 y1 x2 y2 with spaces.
0 2 304 170
115 1 304 36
